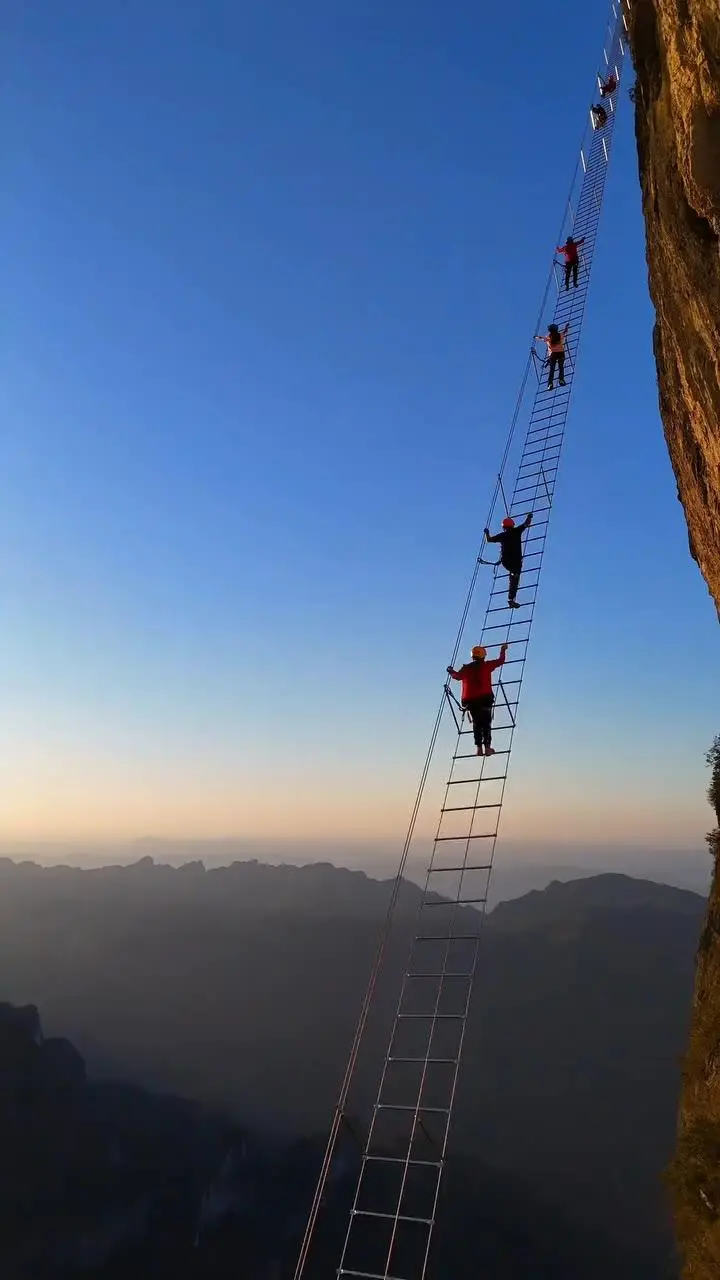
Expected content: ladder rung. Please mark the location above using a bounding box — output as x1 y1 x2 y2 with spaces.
424 895 489 905
364 1155 443 1168
526 420 564 435
376 1102 451 1111
524 427 562 440
395 1014 464 1023
460 723 515 735
526 421 564 435
428 861 493 870
340 1270 407 1280
453 761 508 771
491 574 539 586
515 474 556 489
490 587 536 598
525 419 564 432
486 602 533 614
516 466 558 482
454 742 511 754
514 483 554 499
482 619 531 631
352 1209 433 1226
522 441 561 455
519 456 559 470
438 805 501 813
402 977 471 984
458 727 515 737
434 834 494 842
446 776 506 785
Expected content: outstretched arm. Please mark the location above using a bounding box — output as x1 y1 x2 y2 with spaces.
484 529 502 543
562 322 570 335
520 513 533 531
446 666 461 680
488 643 509 672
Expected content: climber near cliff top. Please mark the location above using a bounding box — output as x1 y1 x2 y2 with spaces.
535 322 569 390
556 235 585 290
447 643 509 757
484 513 534 608
599 73 617 96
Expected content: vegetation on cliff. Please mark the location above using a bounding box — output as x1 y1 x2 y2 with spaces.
628 4 720 1267
667 738 720 1278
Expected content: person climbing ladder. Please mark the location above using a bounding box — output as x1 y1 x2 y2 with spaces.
447 643 509 757
484 513 533 607
535 322 569 390
556 235 585 290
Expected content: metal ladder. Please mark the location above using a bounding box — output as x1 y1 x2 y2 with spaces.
293 6 632 1280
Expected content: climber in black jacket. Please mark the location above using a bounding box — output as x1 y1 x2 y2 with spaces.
484 513 533 608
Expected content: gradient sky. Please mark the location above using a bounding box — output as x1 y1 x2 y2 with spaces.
0 0 717 855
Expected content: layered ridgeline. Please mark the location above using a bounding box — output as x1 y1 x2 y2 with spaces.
0 858 704 1273
628 3 720 1275
0 998 674 1280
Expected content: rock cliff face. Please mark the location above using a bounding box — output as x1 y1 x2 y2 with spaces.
628 3 720 1275
628 0 720 614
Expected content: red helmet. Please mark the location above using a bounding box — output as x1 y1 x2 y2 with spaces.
502 517 515 528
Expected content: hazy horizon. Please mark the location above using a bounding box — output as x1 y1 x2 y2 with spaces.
0 835 711 902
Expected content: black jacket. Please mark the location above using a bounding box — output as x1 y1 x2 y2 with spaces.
485 515 532 568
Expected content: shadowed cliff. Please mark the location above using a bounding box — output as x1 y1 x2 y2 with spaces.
629 0 720 613
629 3 720 1273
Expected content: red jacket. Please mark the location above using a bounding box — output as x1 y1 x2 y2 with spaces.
557 238 584 264
451 654 505 701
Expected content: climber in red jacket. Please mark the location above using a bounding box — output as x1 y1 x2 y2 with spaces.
556 235 585 290
447 643 509 756
600 73 617 96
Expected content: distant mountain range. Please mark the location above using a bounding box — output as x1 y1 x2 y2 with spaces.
0 856 704 1272
0 998 668 1279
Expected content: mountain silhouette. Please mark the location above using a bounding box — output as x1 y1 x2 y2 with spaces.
0 857 703 1267
0 998 669 1278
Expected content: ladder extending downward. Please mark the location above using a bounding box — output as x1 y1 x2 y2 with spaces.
295 5 631 1280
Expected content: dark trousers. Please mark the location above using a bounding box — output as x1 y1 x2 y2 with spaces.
548 351 565 388
463 695 494 750
564 260 578 289
504 564 521 602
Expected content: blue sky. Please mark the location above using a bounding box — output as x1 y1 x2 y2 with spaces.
0 0 717 855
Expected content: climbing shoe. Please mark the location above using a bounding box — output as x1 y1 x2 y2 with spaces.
559 378 566 386
508 599 520 609
476 747 484 757
484 746 496 756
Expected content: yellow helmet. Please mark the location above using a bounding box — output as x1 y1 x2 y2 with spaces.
471 645 486 660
